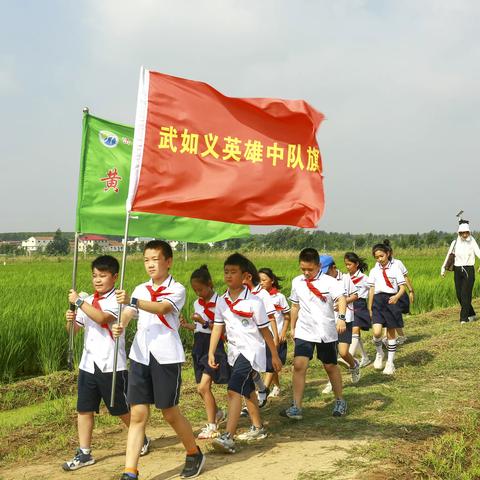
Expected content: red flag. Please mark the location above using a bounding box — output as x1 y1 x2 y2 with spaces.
127 69 325 228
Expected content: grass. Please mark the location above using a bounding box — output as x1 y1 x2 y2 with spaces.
2 300 480 478
1 248 476 381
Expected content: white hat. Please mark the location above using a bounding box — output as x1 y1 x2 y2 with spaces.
458 223 470 233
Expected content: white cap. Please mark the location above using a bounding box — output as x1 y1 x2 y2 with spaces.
458 223 470 233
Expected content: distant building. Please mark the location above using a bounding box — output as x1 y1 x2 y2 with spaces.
21 236 54 253
78 235 109 253
106 240 124 252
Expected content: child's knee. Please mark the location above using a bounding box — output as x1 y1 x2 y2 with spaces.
197 383 209 397
162 406 180 424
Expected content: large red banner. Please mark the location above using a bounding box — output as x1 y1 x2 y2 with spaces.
127 69 325 228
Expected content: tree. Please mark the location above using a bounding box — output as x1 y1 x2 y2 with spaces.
45 229 70 256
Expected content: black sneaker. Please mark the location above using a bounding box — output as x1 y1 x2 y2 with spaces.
257 387 270 408
180 447 206 478
62 448 95 471
140 436 150 456
119 474 138 480
240 406 249 417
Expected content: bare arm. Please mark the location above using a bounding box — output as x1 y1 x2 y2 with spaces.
290 303 299 337
112 307 137 338
368 286 375 313
68 290 116 325
388 285 406 304
280 312 290 343
116 289 174 316
260 327 282 372
208 324 224 368
65 309 82 334
268 313 280 346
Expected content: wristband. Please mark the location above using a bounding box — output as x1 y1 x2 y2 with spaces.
130 297 139 309
75 297 84 308
338 314 346 321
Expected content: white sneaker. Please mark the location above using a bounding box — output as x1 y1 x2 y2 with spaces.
236 425 267 442
215 408 227 425
268 385 280 398
350 361 361 384
197 423 220 439
374 353 384 370
359 356 371 368
322 382 333 394
468 315 478 322
382 362 395 375
396 336 407 345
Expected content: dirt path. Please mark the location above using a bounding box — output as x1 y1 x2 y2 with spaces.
1 423 362 480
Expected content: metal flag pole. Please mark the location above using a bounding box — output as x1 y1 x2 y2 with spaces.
184 241 188 262
67 232 80 371
110 211 131 408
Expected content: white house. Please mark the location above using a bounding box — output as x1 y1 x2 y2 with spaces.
106 240 124 252
21 236 54 253
78 235 109 253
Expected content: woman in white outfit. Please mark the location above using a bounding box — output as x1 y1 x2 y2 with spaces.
441 221 480 323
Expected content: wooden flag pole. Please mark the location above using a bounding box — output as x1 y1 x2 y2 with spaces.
110 212 131 408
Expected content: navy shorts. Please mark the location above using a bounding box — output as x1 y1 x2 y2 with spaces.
128 354 182 409
266 341 288 372
192 332 230 384
352 298 372 331
228 354 255 398
77 365 129 416
294 338 338 365
372 293 404 329
337 322 353 344
397 292 410 315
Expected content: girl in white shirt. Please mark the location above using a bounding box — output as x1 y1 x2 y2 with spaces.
441 221 480 323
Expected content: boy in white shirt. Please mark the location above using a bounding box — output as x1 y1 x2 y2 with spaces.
281 248 348 420
63 256 148 471
209 253 282 454
113 241 205 479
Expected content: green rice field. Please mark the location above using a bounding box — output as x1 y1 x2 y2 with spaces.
0 249 476 382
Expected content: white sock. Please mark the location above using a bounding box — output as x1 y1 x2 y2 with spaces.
253 371 266 391
387 339 397 364
349 334 360 356
358 338 368 358
208 423 217 429
373 337 384 355
80 447 91 455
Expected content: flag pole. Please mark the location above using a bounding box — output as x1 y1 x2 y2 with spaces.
67 231 80 371
184 241 188 262
110 211 131 408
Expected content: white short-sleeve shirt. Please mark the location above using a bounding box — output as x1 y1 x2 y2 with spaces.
391 257 408 276
290 271 346 343
267 290 290 334
350 270 370 299
251 284 276 316
335 271 357 323
368 262 406 294
193 292 219 334
75 287 126 374
214 286 269 372
128 275 186 365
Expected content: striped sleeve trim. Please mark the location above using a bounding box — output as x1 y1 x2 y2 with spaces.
103 309 118 318
257 321 270 329
289 298 299 304
214 319 225 325
282 307 291 313
161 297 179 311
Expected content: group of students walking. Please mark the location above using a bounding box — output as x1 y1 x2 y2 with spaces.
63 238 419 479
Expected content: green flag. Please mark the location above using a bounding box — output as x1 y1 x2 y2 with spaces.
75 112 250 242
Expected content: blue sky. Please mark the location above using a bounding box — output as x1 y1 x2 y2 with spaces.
1 0 479 234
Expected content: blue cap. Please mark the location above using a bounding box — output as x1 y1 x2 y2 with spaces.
319 255 335 274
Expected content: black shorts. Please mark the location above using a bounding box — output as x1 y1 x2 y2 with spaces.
352 298 372 331
337 322 353 344
228 354 255 398
397 292 410 315
372 293 404 329
266 341 288 372
192 332 230 384
128 354 182 409
294 338 338 365
77 365 129 416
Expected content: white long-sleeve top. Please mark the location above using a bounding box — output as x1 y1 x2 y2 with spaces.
442 235 480 273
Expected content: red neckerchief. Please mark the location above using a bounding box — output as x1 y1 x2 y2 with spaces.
146 285 173 330
92 291 114 340
198 296 216 322
267 288 283 311
225 297 253 318
304 276 327 302
380 265 394 289
351 271 364 285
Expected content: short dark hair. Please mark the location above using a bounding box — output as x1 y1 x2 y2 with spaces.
224 252 251 273
299 248 320 264
91 255 119 275
190 264 212 285
144 240 173 259
259 267 282 289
